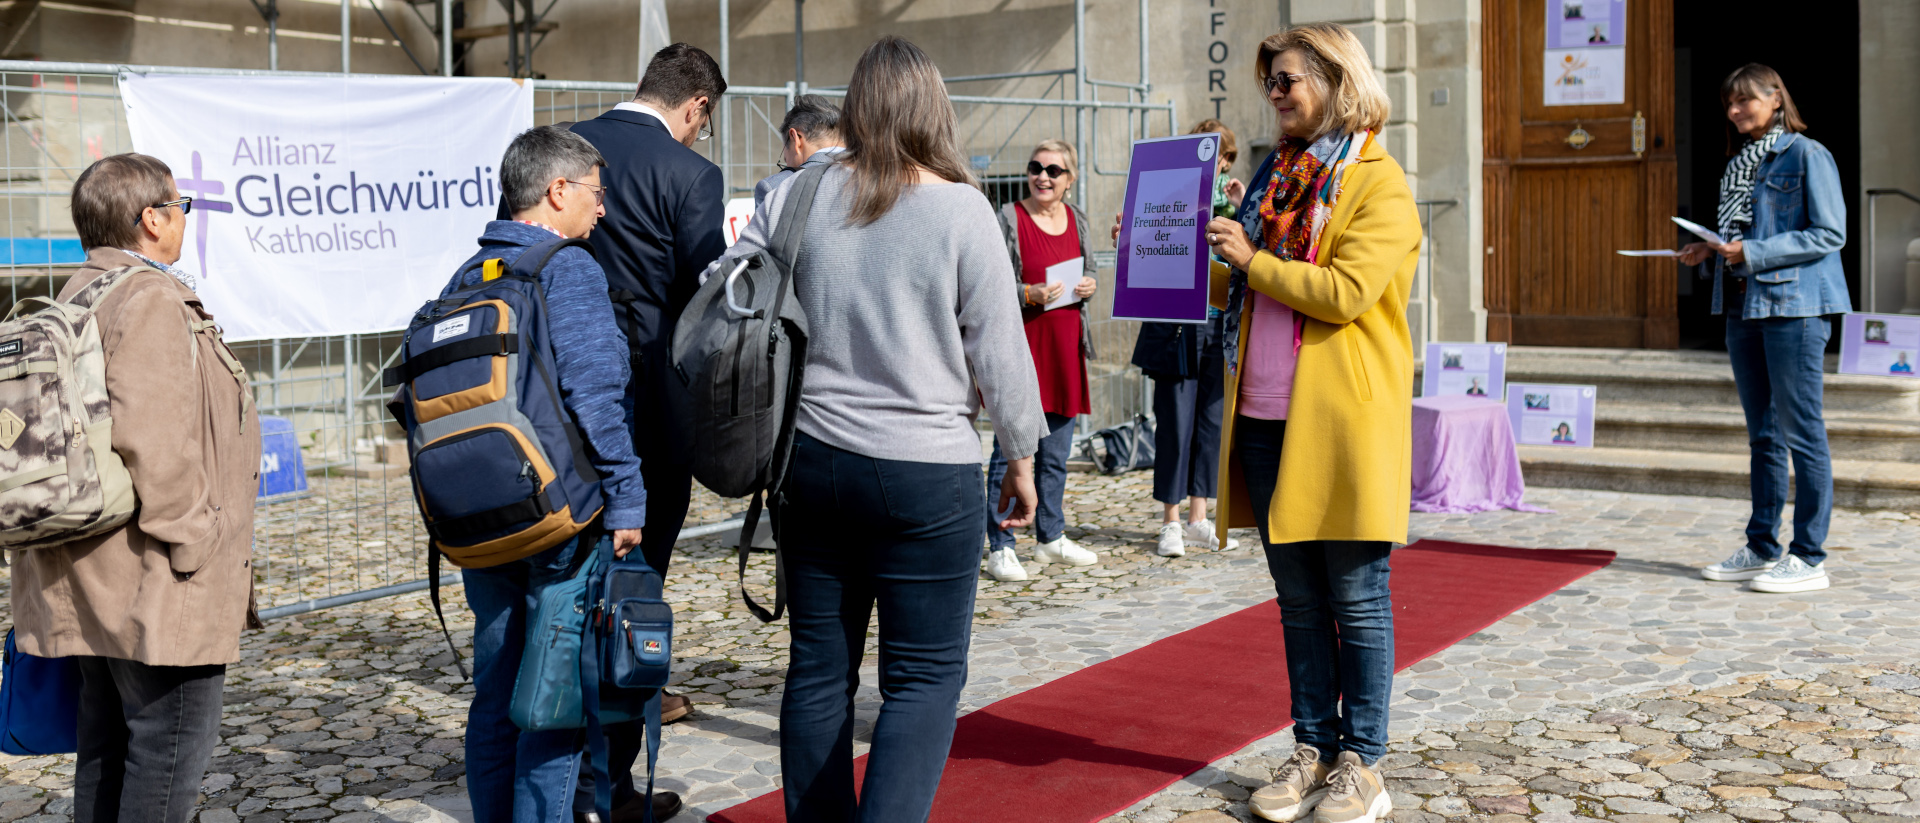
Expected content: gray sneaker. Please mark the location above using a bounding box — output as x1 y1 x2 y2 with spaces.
1748 554 1829 593
1701 546 1777 581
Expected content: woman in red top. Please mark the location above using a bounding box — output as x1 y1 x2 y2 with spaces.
983 140 1102 582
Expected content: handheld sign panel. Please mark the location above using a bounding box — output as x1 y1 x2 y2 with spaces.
1838 313 1920 378
1112 133 1219 324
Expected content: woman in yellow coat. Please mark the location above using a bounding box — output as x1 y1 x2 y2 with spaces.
1205 22 1419 823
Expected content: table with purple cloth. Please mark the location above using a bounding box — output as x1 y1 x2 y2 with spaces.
1410 395 1550 514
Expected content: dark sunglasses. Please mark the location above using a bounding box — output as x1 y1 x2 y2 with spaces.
1027 160 1070 179
134 196 193 225
1262 72 1310 96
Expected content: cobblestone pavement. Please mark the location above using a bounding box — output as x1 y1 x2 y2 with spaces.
0 476 1916 823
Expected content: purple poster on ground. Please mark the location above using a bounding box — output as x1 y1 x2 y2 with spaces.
1505 383 1597 449
1111 133 1219 324
1837 313 1920 378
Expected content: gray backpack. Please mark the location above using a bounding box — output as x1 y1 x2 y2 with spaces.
0 269 148 549
666 166 824 622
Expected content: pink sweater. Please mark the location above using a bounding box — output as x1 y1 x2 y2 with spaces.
1238 291 1299 420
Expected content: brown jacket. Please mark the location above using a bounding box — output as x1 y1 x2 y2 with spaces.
11 248 261 666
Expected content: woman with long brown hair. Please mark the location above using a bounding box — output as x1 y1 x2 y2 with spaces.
729 35 1045 821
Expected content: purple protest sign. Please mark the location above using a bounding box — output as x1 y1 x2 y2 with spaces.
1111 133 1218 324
1838 313 1920 378
1505 383 1596 449
1547 0 1625 49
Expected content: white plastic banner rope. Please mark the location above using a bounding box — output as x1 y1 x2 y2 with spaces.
121 74 534 341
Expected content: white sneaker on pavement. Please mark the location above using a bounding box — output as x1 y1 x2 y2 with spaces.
984 547 1028 582
1185 519 1240 551
1701 546 1778 581
1034 536 1099 566
1156 522 1186 557
1748 554 1829 593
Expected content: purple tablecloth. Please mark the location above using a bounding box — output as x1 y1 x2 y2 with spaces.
1410 395 1550 514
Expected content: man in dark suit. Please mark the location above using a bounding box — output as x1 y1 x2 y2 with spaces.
563 42 728 823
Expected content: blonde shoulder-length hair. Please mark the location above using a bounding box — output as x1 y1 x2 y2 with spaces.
1255 23 1391 141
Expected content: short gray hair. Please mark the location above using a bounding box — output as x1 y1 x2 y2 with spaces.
501 125 606 215
780 95 841 143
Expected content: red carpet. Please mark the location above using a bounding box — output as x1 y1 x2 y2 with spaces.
706 540 1614 823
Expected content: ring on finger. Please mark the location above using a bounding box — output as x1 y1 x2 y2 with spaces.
1208 233 1219 243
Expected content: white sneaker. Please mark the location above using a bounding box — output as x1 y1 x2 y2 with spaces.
984 547 1028 582
1701 546 1778 581
1748 554 1829 593
1156 522 1186 557
1185 519 1240 551
1034 536 1098 566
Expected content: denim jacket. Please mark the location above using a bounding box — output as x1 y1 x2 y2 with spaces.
1711 133 1850 319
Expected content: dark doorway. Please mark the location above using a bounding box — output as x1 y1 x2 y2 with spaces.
1673 1 1860 349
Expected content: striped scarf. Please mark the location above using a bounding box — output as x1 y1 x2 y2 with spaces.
1223 131 1362 375
1716 122 1785 243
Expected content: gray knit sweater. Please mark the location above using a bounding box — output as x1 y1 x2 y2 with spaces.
706 164 1045 463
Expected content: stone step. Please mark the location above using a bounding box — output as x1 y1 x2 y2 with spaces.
1593 406 1920 462
1518 445 1920 511
1500 346 1920 418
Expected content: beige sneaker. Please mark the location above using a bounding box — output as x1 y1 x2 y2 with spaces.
1249 745 1332 822
1311 751 1392 823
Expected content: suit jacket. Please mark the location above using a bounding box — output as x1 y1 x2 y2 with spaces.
567 110 728 451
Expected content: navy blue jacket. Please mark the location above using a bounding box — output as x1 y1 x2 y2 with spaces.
1711 132 1850 319
446 221 647 529
514 111 728 455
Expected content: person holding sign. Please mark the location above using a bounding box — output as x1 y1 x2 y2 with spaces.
1678 64 1844 595
1198 22 1418 823
981 140 1102 582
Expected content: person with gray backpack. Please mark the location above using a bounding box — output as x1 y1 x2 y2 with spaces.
696 36 1043 822
2 153 260 823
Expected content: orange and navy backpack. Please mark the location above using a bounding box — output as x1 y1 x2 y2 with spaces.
387 235 604 568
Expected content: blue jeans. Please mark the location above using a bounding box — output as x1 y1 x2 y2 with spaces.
1725 312 1832 565
985 412 1075 549
778 432 983 823
464 535 596 823
1237 417 1394 765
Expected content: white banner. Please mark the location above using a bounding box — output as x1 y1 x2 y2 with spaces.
122 74 534 341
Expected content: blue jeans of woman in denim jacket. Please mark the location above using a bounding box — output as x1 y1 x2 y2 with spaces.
1710 133 1849 566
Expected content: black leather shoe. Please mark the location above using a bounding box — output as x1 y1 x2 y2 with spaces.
609 790 682 823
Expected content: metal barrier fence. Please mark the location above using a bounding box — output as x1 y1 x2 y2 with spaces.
0 63 1174 614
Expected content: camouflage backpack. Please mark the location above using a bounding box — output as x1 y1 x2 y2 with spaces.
0 267 150 550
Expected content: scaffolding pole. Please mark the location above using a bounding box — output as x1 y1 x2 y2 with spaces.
719 0 731 192
793 0 804 90
440 0 452 75
340 0 351 73
1073 0 1086 206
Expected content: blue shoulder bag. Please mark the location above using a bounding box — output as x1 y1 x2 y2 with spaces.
0 628 80 755
510 535 673 822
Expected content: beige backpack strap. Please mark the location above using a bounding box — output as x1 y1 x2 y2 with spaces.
190 318 253 433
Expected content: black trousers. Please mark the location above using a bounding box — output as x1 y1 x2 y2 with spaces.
1150 367 1225 505
74 657 226 823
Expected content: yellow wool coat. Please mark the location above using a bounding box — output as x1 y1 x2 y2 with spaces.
1212 134 1421 547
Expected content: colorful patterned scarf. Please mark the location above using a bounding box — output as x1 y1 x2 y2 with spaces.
1223 131 1364 375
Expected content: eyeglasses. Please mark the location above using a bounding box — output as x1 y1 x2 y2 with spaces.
696 101 714 142
133 196 193 225
1262 72 1310 96
1027 161 1070 179
564 179 606 205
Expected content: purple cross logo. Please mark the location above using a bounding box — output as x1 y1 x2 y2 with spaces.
173 151 232 277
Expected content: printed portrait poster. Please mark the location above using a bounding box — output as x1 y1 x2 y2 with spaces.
1423 341 1507 399
1543 0 1626 106
1506 383 1597 448
1112 133 1218 324
121 73 534 341
1838 313 1920 378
